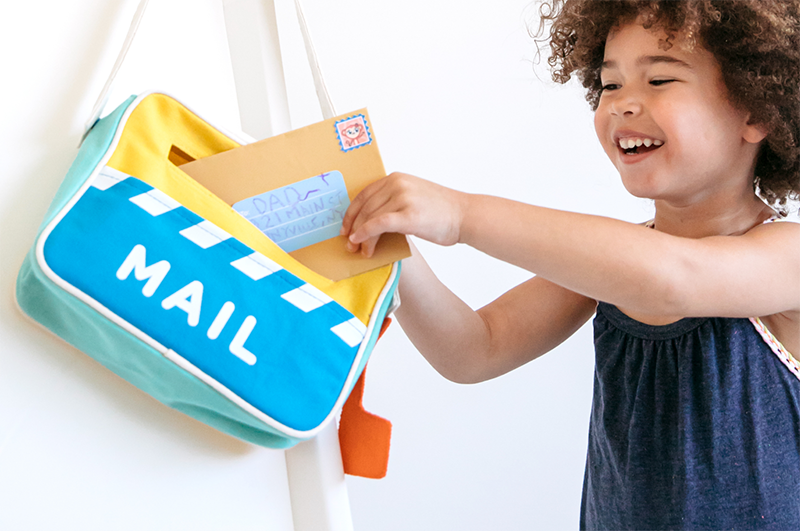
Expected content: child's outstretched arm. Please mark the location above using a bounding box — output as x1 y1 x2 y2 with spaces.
342 173 800 321
339 173 596 383
391 240 597 383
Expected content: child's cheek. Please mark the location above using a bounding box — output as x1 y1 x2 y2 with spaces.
593 110 615 160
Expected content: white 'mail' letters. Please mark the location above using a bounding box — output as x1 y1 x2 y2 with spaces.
161 280 204 327
115 244 258 365
230 315 258 366
207 301 235 340
116 244 171 297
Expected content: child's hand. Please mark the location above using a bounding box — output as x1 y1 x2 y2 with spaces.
341 172 467 257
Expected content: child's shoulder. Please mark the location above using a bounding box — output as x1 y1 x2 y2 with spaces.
745 213 800 237
741 213 799 265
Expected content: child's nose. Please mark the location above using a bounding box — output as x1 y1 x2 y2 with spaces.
610 93 643 117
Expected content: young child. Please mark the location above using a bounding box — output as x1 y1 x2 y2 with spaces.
342 1 799 529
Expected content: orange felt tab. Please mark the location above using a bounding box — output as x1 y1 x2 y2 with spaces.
338 318 393 479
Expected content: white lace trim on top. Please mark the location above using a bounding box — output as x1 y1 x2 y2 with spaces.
749 317 800 381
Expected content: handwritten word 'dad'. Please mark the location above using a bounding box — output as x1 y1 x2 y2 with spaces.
233 171 350 253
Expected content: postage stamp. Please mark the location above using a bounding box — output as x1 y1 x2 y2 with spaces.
334 114 372 152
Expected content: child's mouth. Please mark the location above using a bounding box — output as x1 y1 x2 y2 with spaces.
618 137 664 156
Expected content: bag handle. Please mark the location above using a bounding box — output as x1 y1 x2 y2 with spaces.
83 0 336 138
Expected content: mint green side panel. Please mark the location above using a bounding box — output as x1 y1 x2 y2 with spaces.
39 96 136 230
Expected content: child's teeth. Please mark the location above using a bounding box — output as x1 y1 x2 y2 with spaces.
619 137 663 149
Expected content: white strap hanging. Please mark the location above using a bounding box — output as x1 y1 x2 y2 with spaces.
82 0 151 137
293 0 335 120
83 0 336 137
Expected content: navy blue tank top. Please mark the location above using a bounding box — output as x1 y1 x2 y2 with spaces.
581 302 800 530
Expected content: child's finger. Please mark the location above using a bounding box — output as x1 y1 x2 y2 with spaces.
359 236 381 258
341 186 369 236
350 211 401 258
345 237 361 253
346 205 403 257
350 211 404 246
347 186 394 241
341 177 388 236
345 196 401 254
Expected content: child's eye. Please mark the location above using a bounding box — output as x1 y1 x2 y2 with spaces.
601 83 620 92
650 79 676 86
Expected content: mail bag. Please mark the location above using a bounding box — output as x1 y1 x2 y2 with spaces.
16 83 399 449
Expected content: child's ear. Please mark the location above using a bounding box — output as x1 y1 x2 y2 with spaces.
743 117 769 144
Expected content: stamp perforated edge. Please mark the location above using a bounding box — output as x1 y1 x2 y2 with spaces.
334 113 372 152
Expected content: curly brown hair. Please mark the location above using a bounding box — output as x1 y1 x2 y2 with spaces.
534 0 800 212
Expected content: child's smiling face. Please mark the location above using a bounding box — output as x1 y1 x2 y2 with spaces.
594 22 766 207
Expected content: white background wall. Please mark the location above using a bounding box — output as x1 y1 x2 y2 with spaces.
2 0 675 529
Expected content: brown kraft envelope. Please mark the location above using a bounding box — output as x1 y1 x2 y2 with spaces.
178 108 411 281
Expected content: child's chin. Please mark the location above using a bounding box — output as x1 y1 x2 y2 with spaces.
619 176 661 200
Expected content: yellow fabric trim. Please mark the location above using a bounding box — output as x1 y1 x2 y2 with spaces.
106 93 390 323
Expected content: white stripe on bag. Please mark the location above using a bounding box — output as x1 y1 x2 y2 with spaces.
129 188 182 216
179 220 232 249
281 283 333 312
330 317 367 348
230 252 283 280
